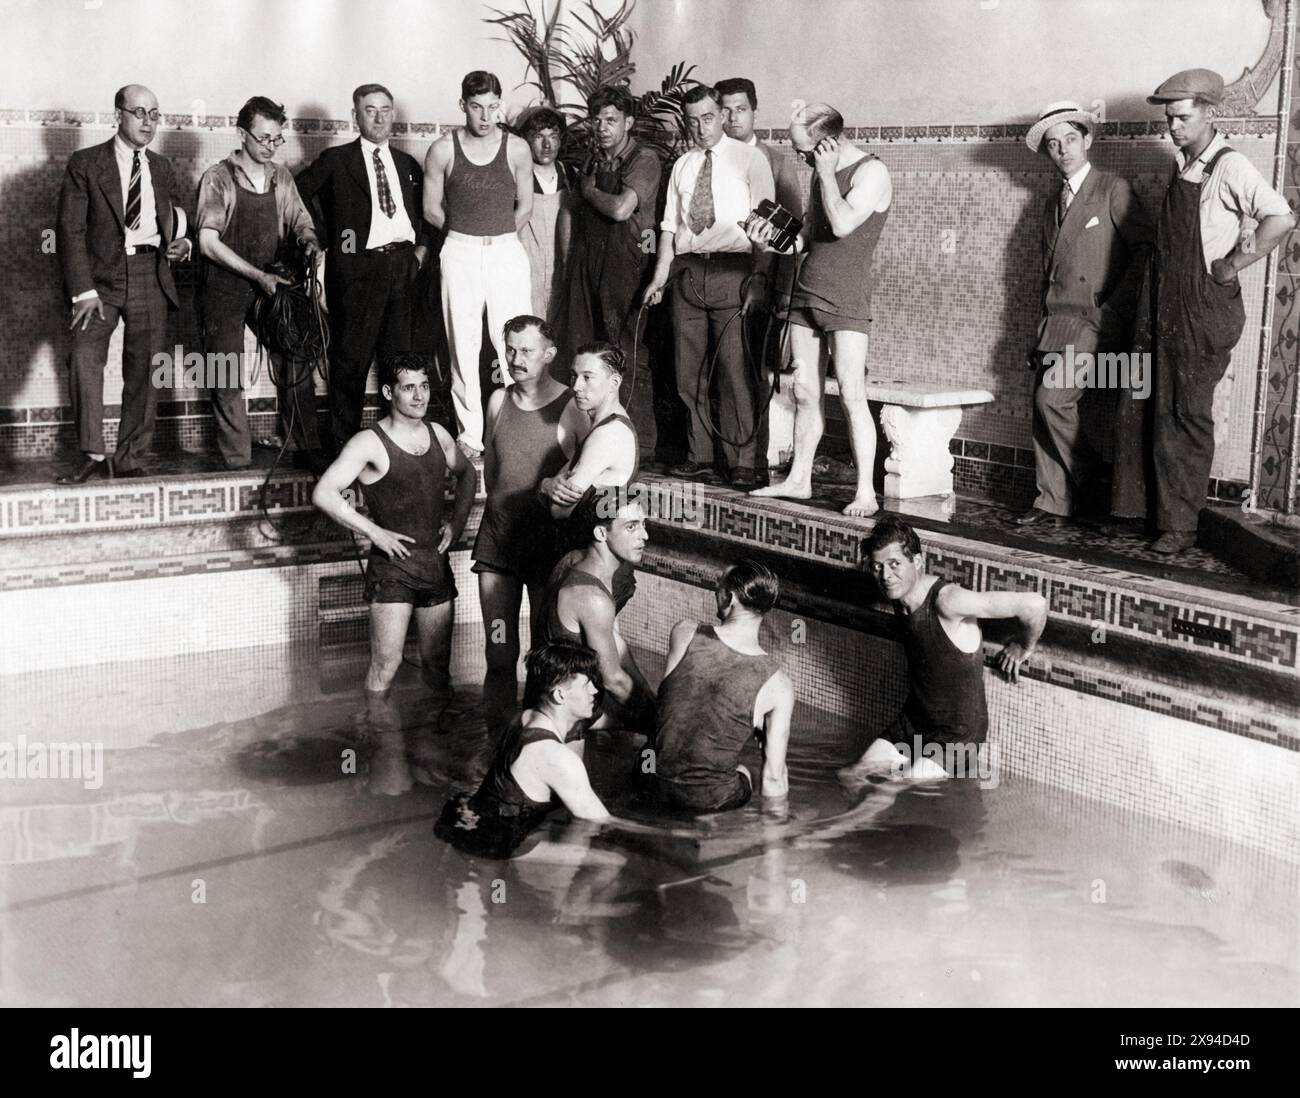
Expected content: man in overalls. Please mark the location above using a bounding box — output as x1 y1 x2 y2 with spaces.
196 96 322 470
1143 69 1294 554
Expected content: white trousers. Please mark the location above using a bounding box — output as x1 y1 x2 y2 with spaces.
440 232 532 450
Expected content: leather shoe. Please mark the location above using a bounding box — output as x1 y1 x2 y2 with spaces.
1150 531 1196 555
730 467 762 490
1013 507 1063 527
56 457 114 484
668 460 709 479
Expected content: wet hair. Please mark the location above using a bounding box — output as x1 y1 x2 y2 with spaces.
682 85 722 110
863 517 923 561
715 78 757 110
236 96 287 132
521 106 566 137
587 84 634 118
572 483 643 544
462 71 502 100
379 351 431 391
717 559 779 615
503 314 557 345
352 83 394 106
793 101 845 141
573 341 625 378
522 640 604 710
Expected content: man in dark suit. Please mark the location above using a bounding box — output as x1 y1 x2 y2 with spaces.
1016 101 1153 527
296 83 430 453
56 84 191 482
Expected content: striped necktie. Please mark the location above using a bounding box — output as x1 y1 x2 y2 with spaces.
125 150 142 230
688 149 715 234
1057 179 1073 227
373 148 396 219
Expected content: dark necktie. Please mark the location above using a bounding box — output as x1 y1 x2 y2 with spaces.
1057 179 1073 227
688 148 715 234
373 148 396 219
125 150 142 231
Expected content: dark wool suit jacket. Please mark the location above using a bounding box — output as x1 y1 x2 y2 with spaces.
1037 166 1154 354
56 138 188 309
295 139 430 291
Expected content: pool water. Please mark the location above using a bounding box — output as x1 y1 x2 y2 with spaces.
0 645 1295 1008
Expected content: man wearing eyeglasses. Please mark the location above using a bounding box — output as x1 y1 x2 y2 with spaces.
196 96 322 470
55 84 192 482
297 83 431 456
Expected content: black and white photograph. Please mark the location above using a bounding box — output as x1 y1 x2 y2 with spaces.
0 0 1296 1056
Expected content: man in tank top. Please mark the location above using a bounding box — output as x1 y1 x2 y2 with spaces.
838 518 1048 783
539 485 657 737
474 314 589 737
746 102 890 517
423 70 536 457
435 640 609 859
655 560 794 813
313 353 477 697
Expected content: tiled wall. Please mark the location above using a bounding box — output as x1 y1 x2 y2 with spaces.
0 114 1283 493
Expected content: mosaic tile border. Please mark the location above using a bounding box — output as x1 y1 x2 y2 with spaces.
0 112 1277 142
634 545 1299 753
640 477 1300 676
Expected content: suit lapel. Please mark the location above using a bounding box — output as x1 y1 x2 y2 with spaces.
146 149 173 242
345 139 375 241
1052 168 1102 263
95 139 126 232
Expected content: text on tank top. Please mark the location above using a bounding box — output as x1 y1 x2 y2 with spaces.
445 130 518 236
362 423 447 549
654 625 781 787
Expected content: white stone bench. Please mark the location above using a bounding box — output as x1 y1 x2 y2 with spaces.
767 377 994 499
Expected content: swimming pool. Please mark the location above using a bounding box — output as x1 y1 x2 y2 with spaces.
1 592 1295 1008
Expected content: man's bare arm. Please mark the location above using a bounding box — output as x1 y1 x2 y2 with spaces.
311 436 414 559
938 585 1048 683
510 135 535 232
758 671 794 799
422 138 451 230
820 155 889 238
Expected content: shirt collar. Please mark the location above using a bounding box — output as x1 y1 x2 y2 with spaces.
1066 161 1091 192
1178 130 1224 172
113 134 146 162
360 136 388 156
745 134 759 147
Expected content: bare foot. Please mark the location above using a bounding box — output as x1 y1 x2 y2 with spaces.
843 493 879 517
751 477 812 500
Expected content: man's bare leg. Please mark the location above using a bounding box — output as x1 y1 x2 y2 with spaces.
366 601 415 692
831 330 878 517
415 600 456 704
479 571 524 736
751 322 826 500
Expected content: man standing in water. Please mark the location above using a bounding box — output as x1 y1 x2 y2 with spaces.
839 518 1047 781
474 315 589 737
313 353 477 697
746 102 891 516
423 71 535 457
655 560 794 813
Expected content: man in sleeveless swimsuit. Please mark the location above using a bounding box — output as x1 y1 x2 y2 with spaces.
539 486 657 736
435 640 609 859
655 560 795 813
196 96 322 472
474 314 589 737
746 102 891 516
313 352 477 697
423 70 535 457
1138 70 1294 555
838 518 1048 782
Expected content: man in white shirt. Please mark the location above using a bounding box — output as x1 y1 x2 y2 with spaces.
297 83 431 455
1142 69 1295 554
56 84 192 482
643 85 774 488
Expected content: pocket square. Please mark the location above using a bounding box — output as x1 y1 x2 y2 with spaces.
1085 215 1100 229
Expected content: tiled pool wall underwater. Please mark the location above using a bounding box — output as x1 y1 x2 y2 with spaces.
2 490 1296 863
0 113 1286 509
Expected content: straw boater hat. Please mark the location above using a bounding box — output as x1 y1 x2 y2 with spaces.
1025 101 1096 153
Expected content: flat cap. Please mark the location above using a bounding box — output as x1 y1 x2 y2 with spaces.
1147 68 1225 105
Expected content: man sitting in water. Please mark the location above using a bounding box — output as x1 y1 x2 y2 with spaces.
435 640 609 858
473 314 589 737
538 485 657 736
313 352 477 697
839 517 1048 781
655 560 795 813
